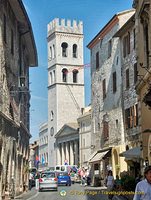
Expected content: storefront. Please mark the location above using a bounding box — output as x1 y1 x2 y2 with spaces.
119 146 141 177
89 148 112 186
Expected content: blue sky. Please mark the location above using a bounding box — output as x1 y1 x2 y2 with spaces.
22 0 133 142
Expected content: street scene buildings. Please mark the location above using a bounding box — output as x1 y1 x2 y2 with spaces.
1 0 151 199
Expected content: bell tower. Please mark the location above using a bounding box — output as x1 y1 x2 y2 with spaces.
47 18 84 167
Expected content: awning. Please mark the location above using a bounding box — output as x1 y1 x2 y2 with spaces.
119 146 141 159
89 150 109 163
88 151 97 162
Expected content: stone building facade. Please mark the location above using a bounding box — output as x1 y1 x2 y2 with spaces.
133 0 151 171
47 18 84 167
77 105 91 168
114 14 141 177
39 121 48 170
87 10 135 181
0 0 38 198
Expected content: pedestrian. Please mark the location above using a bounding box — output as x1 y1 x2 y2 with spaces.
70 170 75 184
29 171 33 190
133 165 151 200
35 171 40 190
86 169 91 186
114 175 121 191
106 170 114 200
82 169 86 186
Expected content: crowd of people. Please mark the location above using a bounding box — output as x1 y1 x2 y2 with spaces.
69 168 91 186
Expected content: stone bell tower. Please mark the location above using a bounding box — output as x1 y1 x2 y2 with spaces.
47 18 84 167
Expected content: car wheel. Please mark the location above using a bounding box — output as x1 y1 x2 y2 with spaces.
69 183 71 186
66 184 68 186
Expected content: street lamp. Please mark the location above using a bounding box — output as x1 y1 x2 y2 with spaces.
104 113 110 122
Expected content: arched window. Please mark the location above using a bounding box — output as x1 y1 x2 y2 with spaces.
9 103 14 120
53 70 56 82
50 46 52 60
62 68 68 82
73 44 77 58
50 111 54 121
50 127 54 136
61 42 68 57
72 69 78 83
50 72 53 84
53 44 55 58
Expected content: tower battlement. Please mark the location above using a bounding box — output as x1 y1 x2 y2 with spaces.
47 18 83 36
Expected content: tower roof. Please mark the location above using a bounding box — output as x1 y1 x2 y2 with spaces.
47 18 83 37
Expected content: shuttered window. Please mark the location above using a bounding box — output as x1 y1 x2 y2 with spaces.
125 104 138 129
3 14 6 43
96 52 99 70
103 79 106 99
126 69 129 89
130 107 133 128
134 63 138 84
113 72 116 93
128 32 130 54
123 32 130 57
11 29 14 55
103 121 108 138
133 105 136 127
125 108 130 129
108 40 112 58
133 29 136 49
123 37 126 57
136 104 138 126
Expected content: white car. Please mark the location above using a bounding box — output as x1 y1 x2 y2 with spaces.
39 171 58 191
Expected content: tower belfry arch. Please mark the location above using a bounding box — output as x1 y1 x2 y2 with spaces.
47 18 85 167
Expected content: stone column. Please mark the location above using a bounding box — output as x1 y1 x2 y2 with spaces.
57 144 61 165
61 143 65 165
74 140 78 166
70 142 74 165
65 142 69 164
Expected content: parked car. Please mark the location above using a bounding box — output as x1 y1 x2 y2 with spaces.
39 171 58 191
57 172 71 186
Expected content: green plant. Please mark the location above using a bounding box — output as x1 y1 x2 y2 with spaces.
115 164 120 169
121 175 136 191
23 165 30 173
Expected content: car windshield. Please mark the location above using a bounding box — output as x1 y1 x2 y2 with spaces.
58 173 68 176
41 172 55 178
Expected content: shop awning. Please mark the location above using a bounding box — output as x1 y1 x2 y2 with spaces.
119 146 141 159
89 150 109 163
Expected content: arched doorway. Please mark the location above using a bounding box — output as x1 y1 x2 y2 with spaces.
113 150 119 176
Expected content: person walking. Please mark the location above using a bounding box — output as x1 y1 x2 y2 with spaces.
35 171 40 190
114 175 121 191
29 172 33 190
106 170 114 200
133 165 151 200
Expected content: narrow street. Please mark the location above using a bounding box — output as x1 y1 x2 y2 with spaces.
15 184 108 200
